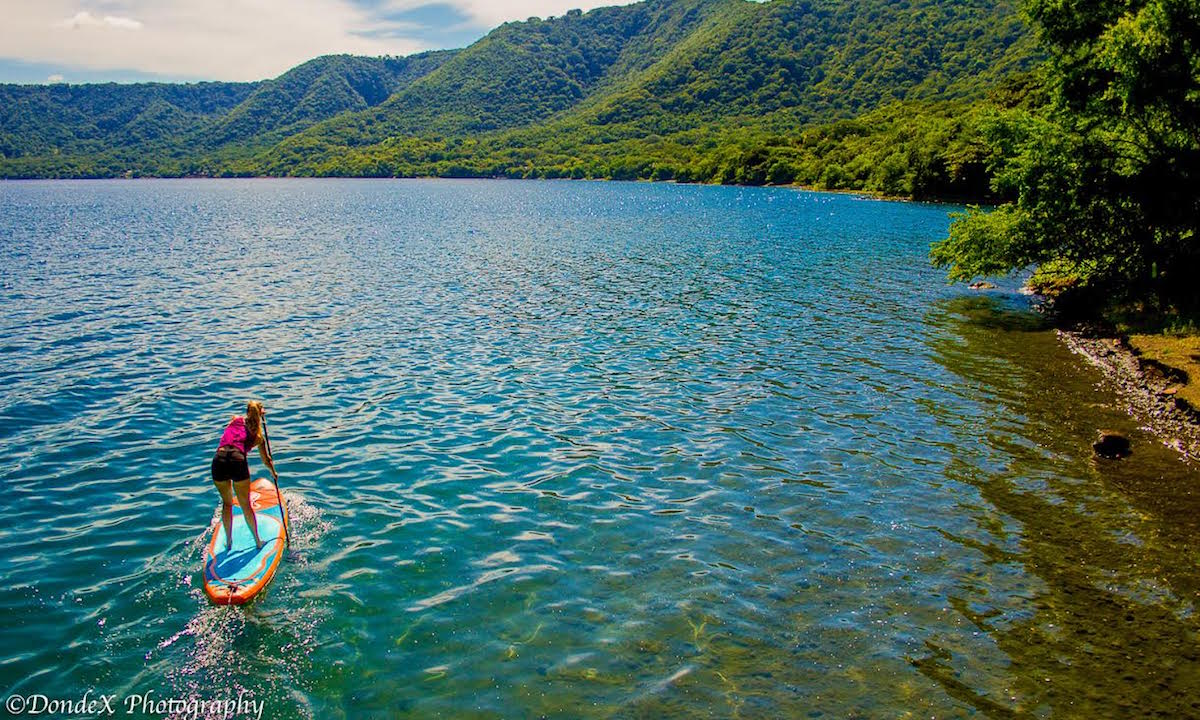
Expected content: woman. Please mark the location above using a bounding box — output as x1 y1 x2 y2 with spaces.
211 400 278 552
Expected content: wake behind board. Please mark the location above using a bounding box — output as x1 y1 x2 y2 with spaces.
203 478 288 605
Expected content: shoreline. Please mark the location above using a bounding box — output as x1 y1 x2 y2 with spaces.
0 174 982 204
1059 327 1200 462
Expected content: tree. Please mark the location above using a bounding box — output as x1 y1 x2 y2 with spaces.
932 0 1200 313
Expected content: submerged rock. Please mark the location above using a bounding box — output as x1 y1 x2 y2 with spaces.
1093 431 1132 459
969 281 997 290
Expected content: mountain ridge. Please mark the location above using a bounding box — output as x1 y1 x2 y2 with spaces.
0 0 1040 186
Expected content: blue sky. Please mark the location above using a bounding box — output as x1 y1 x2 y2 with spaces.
0 0 634 84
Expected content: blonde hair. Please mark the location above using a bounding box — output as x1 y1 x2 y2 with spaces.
245 400 264 449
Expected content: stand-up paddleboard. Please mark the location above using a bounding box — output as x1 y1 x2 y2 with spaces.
203 478 288 605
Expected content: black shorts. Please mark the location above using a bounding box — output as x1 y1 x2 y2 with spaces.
211 446 249 483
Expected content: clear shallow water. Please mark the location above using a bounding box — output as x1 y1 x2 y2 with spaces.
1 179 1198 719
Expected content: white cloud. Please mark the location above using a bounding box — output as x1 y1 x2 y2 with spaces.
0 0 430 81
57 11 144 30
47 73 65 83
101 14 144 30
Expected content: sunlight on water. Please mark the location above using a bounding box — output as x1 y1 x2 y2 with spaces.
127 492 328 719
1 179 1198 718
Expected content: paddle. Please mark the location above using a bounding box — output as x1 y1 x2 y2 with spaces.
263 416 290 548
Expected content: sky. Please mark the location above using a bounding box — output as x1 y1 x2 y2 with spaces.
0 0 637 85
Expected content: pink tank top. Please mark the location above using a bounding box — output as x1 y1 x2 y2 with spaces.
219 416 255 454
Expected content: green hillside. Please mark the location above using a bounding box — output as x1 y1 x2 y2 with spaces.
0 0 1040 187
249 0 732 172
573 0 1033 128
0 81 255 159
245 0 1039 180
357 0 728 137
201 52 456 149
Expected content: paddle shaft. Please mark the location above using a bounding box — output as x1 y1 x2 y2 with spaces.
263 417 290 547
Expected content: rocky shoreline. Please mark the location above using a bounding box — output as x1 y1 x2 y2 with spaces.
1059 327 1200 462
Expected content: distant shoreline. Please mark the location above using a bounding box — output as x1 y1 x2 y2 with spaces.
0 174 963 205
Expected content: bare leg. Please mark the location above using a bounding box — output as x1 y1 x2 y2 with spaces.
213 480 235 552
233 478 264 550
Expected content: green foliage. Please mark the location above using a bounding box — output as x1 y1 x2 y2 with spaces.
271 0 731 149
202 53 454 148
1025 258 1095 299
1 0 1040 190
935 0 1200 313
0 81 255 159
0 54 452 169
581 0 1036 127
931 205 1027 281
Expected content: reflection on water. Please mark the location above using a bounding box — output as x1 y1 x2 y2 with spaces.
0 180 1197 718
922 296 1200 718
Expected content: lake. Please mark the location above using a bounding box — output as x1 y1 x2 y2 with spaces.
1 179 1198 718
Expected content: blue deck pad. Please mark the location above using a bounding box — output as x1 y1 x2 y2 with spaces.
206 504 284 589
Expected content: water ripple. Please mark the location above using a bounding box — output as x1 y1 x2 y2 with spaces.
2 180 1199 718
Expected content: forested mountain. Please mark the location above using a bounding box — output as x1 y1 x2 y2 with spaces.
200 52 456 148
0 81 255 159
0 0 1039 184
0 52 455 168
334 0 726 139
568 0 1032 128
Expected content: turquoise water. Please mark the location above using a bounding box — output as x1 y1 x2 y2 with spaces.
2 179 1198 718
